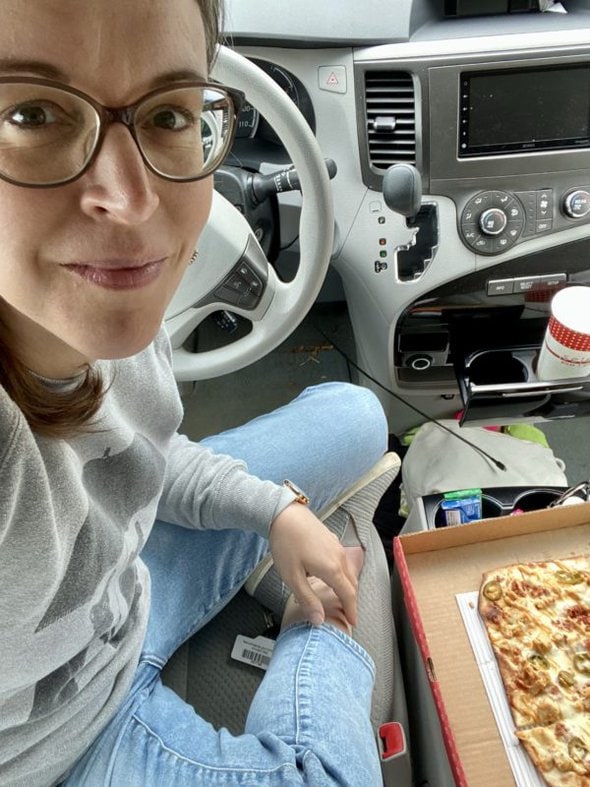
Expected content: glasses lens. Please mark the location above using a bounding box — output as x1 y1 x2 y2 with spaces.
0 82 99 186
135 85 236 180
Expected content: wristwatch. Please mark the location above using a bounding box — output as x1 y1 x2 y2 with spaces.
282 479 310 506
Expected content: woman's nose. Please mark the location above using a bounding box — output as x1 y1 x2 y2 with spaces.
79 123 160 224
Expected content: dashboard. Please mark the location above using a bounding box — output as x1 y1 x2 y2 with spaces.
234 59 315 143
223 0 590 431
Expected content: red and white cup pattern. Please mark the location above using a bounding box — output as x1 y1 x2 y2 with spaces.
536 286 590 380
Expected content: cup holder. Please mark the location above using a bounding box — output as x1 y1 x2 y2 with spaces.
512 490 562 512
467 351 528 385
433 495 501 526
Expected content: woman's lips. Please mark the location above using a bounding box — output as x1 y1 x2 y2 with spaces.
63 259 167 290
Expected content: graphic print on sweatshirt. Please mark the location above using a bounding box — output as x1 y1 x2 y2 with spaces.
30 433 165 720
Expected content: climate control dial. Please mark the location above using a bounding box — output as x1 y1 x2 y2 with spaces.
460 190 524 255
563 189 590 219
479 207 508 236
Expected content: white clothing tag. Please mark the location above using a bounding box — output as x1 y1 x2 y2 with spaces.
231 635 275 671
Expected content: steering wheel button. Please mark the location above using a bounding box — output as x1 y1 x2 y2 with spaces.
238 265 262 289
226 275 249 294
238 292 259 309
214 285 242 306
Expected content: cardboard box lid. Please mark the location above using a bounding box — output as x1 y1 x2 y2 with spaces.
394 503 590 787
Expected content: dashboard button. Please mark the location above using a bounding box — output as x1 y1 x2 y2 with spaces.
506 224 523 240
490 190 512 207
536 219 553 233
513 276 541 293
505 201 524 221
318 66 347 94
537 190 552 218
495 236 512 252
539 273 567 287
472 236 495 253
487 279 514 296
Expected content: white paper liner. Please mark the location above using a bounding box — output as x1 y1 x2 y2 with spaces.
456 591 545 787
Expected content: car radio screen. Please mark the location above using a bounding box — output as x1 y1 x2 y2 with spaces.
459 65 590 156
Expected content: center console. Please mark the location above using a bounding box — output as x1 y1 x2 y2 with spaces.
354 25 590 425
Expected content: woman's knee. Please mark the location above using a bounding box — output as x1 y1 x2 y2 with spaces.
298 382 388 457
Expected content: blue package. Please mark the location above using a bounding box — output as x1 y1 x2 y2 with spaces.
440 494 482 525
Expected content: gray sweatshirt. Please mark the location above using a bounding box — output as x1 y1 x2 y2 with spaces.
0 329 295 787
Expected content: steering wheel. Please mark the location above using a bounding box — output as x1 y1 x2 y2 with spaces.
165 46 334 381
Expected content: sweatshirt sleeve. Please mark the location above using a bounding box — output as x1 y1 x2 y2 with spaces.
156 431 298 538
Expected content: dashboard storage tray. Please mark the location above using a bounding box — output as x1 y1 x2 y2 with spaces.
456 346 590 424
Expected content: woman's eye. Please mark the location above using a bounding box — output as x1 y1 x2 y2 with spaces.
8 103 59 128
149 106 195 131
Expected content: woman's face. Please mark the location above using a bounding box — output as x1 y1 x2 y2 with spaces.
0 0 212 376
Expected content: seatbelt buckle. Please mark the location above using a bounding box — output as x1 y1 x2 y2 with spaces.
378 721 412 787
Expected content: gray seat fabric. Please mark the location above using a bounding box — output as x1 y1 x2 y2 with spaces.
162 522 408 737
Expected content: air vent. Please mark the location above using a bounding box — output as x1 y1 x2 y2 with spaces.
365 71 416 170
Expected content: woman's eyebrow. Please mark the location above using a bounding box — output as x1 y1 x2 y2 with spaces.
0 58 67 80
0 61 207 87
149 69 208 88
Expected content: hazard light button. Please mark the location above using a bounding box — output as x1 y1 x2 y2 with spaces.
318 66 347 94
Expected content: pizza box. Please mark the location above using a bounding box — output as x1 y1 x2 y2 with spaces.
393 502 590 787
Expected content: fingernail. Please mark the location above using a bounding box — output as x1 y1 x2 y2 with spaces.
310 611 324 626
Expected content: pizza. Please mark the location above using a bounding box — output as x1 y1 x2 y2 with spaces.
478 555 590 786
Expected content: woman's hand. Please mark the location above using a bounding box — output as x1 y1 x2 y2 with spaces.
268 502 359 627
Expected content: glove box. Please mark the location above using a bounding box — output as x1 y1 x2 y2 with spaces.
455 345 590 425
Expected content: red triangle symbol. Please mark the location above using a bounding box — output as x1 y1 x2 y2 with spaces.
326 72 339 86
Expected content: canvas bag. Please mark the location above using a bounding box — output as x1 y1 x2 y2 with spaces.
401 420 568 517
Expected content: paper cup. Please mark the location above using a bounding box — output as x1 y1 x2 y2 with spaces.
536 286 590 380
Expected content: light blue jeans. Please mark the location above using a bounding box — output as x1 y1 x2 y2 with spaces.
64 382 389 786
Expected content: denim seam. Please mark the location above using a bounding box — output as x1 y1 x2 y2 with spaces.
293 625 314 746
130 714 302 778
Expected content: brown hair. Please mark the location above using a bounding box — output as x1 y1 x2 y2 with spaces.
0 0 223 438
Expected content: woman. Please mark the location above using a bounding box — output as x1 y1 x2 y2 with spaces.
0 1 393 784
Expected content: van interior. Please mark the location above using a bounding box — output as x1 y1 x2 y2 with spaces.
163 2 590 784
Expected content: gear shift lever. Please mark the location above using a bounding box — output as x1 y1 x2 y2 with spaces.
381 163 438 281
382 163 422 220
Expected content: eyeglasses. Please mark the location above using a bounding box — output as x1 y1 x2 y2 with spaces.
0 77 244 188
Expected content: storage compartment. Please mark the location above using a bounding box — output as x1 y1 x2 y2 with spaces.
394 254 590 422
424 485 565 528
456 345 590 424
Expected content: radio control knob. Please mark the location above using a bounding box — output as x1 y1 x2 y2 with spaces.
479 207 508 236
563 189 590 218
